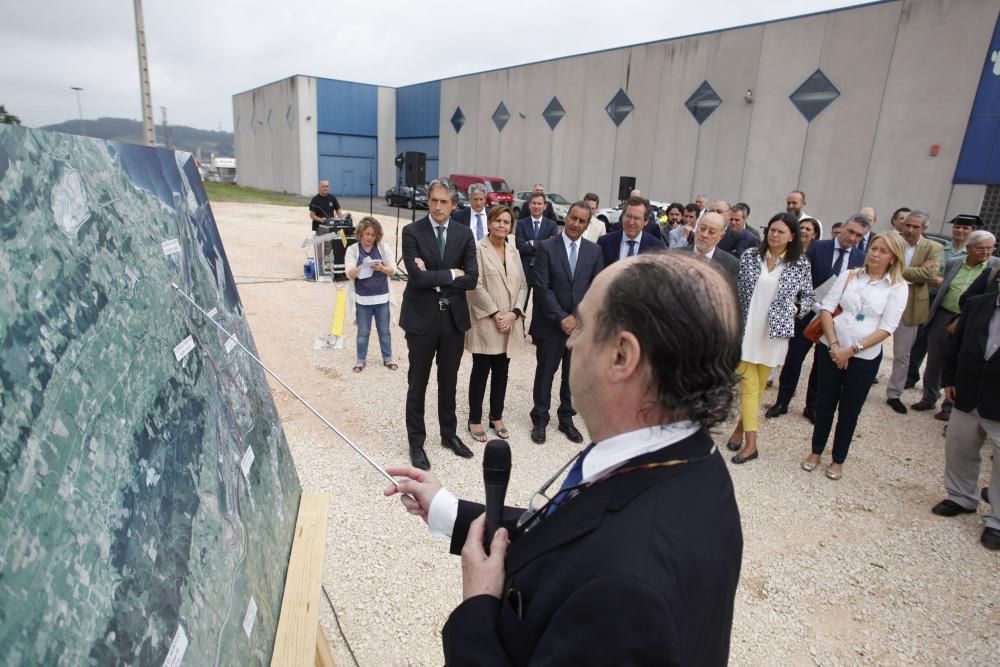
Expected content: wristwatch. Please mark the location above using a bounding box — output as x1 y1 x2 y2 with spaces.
852 342 865 354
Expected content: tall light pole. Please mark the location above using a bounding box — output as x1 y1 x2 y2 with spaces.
70 86 85 136
133 0 156 146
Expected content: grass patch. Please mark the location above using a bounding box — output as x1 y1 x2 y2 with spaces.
203 182 306 206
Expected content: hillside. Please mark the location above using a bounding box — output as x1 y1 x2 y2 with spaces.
41 117 233 157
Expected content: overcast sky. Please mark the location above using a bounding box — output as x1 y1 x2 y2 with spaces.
1 0 872 132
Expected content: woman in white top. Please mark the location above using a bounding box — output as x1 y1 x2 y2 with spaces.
344 217 396 373
803 232 908 480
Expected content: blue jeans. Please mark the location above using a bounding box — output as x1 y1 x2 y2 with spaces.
356 302 392 363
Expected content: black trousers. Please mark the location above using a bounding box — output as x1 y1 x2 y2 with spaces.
811 343 882 464
404 311 465 447
468 353 510 423
531 339 574 425
775 314 819 411
906 323 928 385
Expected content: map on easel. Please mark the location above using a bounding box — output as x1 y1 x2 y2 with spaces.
0 125 302 665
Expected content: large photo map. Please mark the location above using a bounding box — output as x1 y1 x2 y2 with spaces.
0 125 301 666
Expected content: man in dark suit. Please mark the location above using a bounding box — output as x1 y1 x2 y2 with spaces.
400 180 479 470
450 182 489 241
681 211 739 278
767 214 870 420
517 184 557 221
386 252 743 665
515 192 559 300
716 203 758 258
932 292 1000 551
598 196 664 266
529 202 604 444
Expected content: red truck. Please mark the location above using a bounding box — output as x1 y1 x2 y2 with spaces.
448 173 514 207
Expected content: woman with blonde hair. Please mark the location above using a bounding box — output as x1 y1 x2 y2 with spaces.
344 216 396 373
803 231 908 480
465 205 527 441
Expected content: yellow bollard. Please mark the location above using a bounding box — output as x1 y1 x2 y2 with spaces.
331 288 347 338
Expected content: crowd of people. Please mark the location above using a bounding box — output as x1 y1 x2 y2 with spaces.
326 177 999 557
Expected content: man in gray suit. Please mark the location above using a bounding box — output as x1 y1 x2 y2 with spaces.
682 211 739 278
912 230 998 420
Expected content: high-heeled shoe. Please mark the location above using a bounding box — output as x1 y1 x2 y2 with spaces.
489 419 510 440
467 422 487 443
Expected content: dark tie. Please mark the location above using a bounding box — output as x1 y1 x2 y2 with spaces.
832 248 845 275
534 220 540 239
627 240 637 257
857 236 866 255
436 225 446 259
476 213 484 240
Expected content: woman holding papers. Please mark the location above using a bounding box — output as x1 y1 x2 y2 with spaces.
345 217 397 373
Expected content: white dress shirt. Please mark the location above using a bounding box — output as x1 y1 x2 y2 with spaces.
818 268 908 360
695 245 717 261
830 237 850 269
619 231 644 260
426 421 701 539
905 238 920 267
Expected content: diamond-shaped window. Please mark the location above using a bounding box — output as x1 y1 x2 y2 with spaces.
790 70 840 122
492 102 511 132
451 107 465 133
685 81 722 125
542 97 565 130
605 89 634 127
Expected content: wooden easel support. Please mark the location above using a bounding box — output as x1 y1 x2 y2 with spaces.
271 492 335 667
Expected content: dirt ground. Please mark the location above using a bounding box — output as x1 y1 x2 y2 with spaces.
213 201 998 666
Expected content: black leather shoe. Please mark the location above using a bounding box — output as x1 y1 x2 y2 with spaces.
731 450 758 464
904 379 917 390
557 421 584 443
765 404 788 418
442 435 473 458
931 499 975 517
981 527 1000 551
982 487 991 504
933 409 951 422
802 406 815 424
409 446 430 471
531 422 546 444
911 399 936 411
886 398 908 414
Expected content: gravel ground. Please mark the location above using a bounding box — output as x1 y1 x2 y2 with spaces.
213 202 998 666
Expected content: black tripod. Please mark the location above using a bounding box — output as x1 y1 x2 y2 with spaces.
391 175 409 281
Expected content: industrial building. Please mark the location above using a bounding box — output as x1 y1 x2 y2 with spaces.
233 0 1000 235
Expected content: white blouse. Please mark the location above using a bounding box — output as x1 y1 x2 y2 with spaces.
818 269 908 360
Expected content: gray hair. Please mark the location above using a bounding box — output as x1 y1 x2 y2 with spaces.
468 182 487 196
906 210 930 227
427 179 454 197
845 213 872 230
966 230 996 247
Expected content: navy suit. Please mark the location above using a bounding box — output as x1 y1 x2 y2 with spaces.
442 430 742 666
716 227 757 259
597 230 665 266
515 217 559 287
775 240 865 409
451 207 490 241
529 235 603 425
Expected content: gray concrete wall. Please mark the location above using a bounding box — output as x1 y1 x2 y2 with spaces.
377 87 396 196
437 0 1000 234
296 77 318 196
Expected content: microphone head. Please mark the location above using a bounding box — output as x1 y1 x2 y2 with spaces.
483 439 511 484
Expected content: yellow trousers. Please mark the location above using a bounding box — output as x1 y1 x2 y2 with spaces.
738 361 772 432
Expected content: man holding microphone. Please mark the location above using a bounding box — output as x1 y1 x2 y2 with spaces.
386 252 743 665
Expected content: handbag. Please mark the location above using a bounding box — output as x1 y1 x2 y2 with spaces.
803 270 857 343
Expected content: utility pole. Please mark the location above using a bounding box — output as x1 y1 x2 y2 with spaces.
160 105 170 148
133 0 156 146
70 86 85 136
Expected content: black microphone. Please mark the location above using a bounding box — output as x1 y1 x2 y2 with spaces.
483 439 512 553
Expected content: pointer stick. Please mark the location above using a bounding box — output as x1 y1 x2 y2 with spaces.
171 283 402 489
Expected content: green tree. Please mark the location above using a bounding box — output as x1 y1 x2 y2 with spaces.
1 105 22 125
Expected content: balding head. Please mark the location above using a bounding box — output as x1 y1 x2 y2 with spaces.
695 212 727 255
860 206 876 226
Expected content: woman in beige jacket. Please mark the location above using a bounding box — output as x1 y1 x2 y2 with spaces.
466 205 528 441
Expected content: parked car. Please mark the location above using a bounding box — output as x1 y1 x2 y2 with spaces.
512 191 571 222
385 185 428 209
448 173 514 207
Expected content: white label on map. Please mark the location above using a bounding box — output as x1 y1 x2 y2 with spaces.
163 624 188 667
206 307 218 319
242 596 257 638
224 335 238 354
240 446 255 479
161 239 181 256
173 336 195 362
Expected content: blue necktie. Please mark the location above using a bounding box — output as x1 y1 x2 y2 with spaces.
857 236 866 255
476 213 484 240
549 442 597 513
569 241 578 277
627 240 637 257
534 220 540 239
832 248 845 275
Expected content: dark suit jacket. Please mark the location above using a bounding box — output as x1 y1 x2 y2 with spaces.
806 239 865 290
959 263 1000 309
681 245 739 278
942 293 1000 421
451 206 490 239
442 430 743 666
597 229 665 266
529 235 603 342
716 227 757 259
399 216 478 334
515 217 559 285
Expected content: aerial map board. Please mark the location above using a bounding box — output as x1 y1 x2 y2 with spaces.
0 125 302 665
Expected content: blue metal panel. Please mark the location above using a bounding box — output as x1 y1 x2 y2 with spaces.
396 81 441 138
396 137 439 160
317 133 377 159
316 79 378 137
319 156 377 196
955 11 1000 183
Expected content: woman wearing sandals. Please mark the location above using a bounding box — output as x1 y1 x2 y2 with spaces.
465 205 527 442
728 212 814 464
344 216 397 373
803 232 908 480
